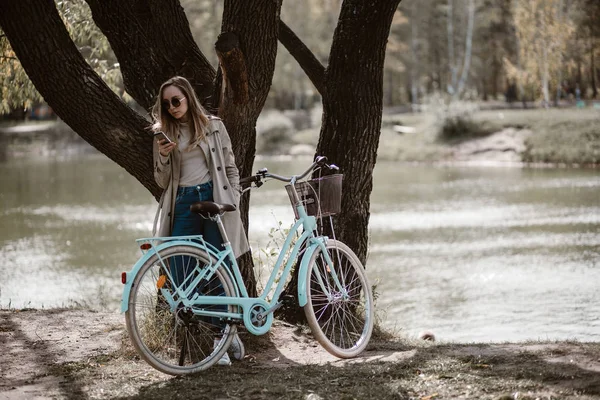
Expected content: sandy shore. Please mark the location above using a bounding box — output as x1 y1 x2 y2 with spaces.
1 309 599 399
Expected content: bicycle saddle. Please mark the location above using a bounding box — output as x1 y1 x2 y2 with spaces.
190 201 236 217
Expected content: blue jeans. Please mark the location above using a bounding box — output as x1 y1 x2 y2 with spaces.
171 181 222 249
170 181 226 328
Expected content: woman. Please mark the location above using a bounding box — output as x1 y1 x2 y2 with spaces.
151 76 249 366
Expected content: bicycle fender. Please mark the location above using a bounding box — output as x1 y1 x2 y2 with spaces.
120 240 208 313
296 238 328 307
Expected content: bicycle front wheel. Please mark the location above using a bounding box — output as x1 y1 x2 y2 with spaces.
125 245 236 375
304 239 374 358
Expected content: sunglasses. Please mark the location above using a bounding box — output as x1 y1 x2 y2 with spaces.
161 96 186 111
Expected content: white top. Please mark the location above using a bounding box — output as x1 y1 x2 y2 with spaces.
177 122 210 187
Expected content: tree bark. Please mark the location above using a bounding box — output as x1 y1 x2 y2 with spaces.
277 0 402 323
85 0 216 110
317 0 401 267
217 0 283 297
218 0 281 178
216 33 250 108
0 0 160 197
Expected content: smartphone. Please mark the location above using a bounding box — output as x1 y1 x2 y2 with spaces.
154 131 173 144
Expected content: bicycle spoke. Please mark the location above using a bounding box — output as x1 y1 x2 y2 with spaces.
125 245 237 375
304 240 374 358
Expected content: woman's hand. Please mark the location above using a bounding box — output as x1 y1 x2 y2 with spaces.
157 139 176 157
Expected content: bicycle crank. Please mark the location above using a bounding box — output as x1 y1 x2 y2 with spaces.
242 301 273 335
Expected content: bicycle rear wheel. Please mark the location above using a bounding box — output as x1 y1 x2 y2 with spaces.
303 239 374 358
125 245 236 375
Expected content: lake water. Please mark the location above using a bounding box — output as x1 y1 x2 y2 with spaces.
1 154 598 343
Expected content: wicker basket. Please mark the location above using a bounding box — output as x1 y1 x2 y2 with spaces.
285 174 343 219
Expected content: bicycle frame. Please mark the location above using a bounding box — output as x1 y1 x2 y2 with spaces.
121 201 346 336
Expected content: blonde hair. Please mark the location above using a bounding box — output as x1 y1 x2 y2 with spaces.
151 76 210 149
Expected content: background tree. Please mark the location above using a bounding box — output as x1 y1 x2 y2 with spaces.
408 1 420 108
383 9 409 107
0 35 43 116
4 0 600 114
473 0 516 101
446 0 476 97
573 0 600 98
508 0 574 105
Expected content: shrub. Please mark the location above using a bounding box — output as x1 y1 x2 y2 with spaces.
256 109 294 155
422 92 491 142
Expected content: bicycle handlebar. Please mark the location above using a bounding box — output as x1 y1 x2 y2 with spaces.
239 156 339 188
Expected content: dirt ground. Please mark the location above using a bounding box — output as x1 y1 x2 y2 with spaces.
1 309 599 400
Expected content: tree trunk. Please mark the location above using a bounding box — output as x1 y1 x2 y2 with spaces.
317 0 401 266
591 36 597 98
218 0 281 178
276 0 401 323
0 0 160 197
217 0 283 297
482 78 489 101
447 0 458 94
410 1 419 109
555 0 564 107
542 45 550 106
3 0 403 320
491 54 500 100
455 0 475 97
516 34 527 108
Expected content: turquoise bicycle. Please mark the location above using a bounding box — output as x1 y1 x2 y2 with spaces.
120 156 374 375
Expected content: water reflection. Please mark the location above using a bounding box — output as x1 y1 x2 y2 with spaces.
0 155 598 342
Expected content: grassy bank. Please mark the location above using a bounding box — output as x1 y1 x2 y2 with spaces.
491 108 600 165
377 108 600 165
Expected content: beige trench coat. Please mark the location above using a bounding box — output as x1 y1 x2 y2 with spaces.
152 116 250 258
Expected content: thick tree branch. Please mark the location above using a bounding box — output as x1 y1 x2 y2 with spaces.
85 0 216 110
0 0 161 198
278 20 326 96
